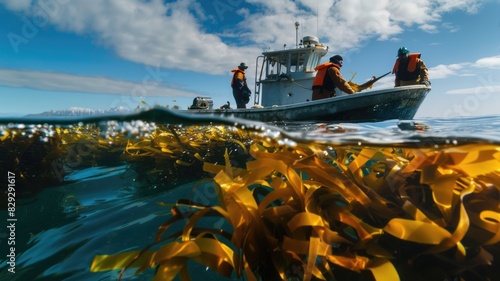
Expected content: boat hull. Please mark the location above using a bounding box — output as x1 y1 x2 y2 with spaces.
183 85 431 123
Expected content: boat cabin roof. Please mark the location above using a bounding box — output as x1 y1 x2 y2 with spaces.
261 36 329 74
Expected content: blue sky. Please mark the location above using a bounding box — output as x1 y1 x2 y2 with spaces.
1 0 499 118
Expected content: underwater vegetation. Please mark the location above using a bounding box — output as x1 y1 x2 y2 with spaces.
2 119 500 280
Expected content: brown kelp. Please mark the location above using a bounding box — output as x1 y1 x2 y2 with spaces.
0 120 254 197
1 110 498 280
0 124 125 198
91 129 500 281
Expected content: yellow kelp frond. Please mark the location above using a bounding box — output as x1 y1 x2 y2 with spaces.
89 142 378 280
0 123 126 192
348 81 374 93
3 121 499 280
121 125 254 188
84 130 500 280
348 71 391 92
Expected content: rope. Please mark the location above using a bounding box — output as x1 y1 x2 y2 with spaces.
276 74 313 91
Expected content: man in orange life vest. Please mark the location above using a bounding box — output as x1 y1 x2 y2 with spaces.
312 55 356 100
231 62 251 109
392 47 430 87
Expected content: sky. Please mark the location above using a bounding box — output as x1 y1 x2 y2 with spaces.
1 0 499 118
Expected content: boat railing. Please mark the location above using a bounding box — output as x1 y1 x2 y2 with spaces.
254 55 265 105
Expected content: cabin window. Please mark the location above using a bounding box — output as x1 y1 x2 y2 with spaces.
266 57 287 79
264 49 315 78
289 52 305 73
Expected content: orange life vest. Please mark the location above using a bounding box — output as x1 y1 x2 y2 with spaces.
231 68 246 86
312 62 340 91
392 53 421 74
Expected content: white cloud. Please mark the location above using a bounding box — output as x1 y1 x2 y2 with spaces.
441 22 460 32
431 55 500 96
428 55 500 80
433 0 482 13
238 0 482 53
0 68 199 98
7 0 260 75
387 0 435 26
429 63 471 79
2 0 486 74
474 55 500 69
371 76 395 89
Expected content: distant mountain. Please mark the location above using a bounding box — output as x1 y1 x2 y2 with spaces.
25 106 131 118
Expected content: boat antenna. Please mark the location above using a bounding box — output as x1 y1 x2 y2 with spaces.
295 21 300 47
316 0 319 37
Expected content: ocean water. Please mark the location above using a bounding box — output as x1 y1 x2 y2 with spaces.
1 108 500 281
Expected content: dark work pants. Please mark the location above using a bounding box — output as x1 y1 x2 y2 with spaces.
232 88 246 109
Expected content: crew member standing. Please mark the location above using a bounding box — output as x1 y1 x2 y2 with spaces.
393 47 430 87
231 62 251 109
312 55 355 100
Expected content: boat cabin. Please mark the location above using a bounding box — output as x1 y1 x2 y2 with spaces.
254 34 329 107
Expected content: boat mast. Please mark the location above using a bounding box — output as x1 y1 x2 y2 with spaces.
295 21 300 47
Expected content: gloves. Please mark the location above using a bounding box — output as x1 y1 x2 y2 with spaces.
420 80 431 87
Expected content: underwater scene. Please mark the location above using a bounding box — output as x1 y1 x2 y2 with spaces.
1 108 500 281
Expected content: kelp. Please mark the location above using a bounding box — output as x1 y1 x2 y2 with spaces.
91 133 500 280
0 122 253 195
0 124 124 197
1 120 499 280
348 71 391 92
121 124 254 188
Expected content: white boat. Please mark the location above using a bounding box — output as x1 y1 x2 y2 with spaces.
185 24 431 123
